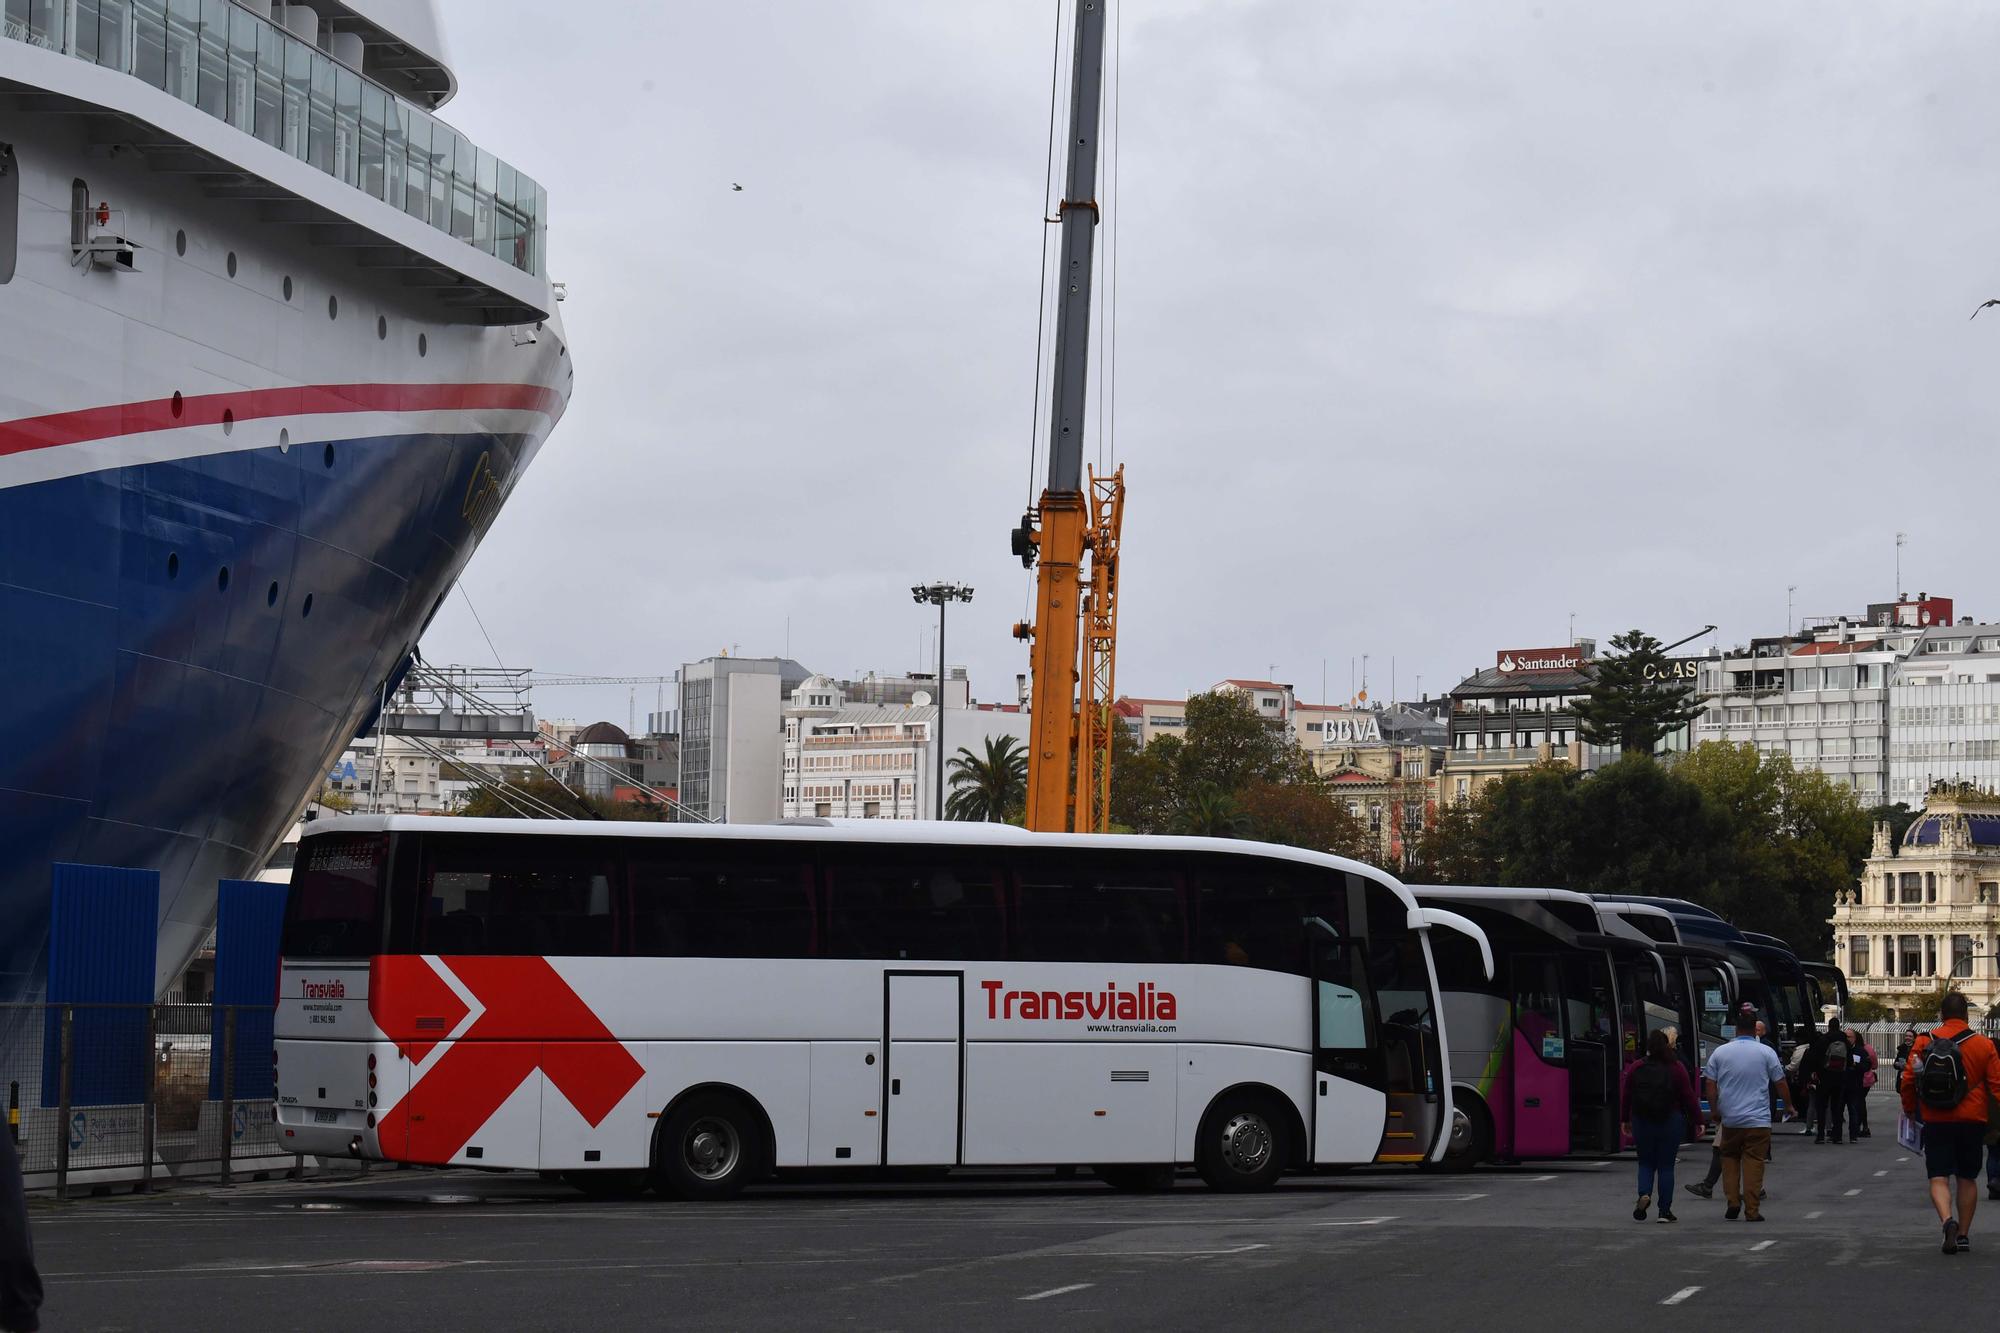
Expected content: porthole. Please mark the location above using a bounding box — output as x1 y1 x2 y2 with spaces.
278 428 290 453
417 332 428 357
170 391 183 418
216 565 230 593
266 580 279 608
226 251 237 278
323 442 335 469
328 293 338 320
221 408 233 436
166 552 179 580
377 315 387 340
282 275 293 301
300 593 313 619
175 229 186 257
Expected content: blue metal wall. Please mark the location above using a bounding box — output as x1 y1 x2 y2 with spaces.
209 878 289 1099
40 863 158 1107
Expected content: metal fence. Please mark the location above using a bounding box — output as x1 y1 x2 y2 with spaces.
1 1003 300 1199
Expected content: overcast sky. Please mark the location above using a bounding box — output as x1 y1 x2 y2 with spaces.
425 1 2000 728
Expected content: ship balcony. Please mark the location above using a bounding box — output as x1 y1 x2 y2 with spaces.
2 0 549 324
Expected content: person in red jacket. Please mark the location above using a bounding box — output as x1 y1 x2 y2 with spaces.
1620 1028 1702 1223
1899 991 2000 1254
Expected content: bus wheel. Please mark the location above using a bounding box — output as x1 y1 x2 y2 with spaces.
562 1169 649 1199
653 1092 762 1201
1430 1100 1490 1173
1094 1164 1176 1192
1196 1094 1288 1193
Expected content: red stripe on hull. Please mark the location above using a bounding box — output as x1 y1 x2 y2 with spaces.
0 382 563 459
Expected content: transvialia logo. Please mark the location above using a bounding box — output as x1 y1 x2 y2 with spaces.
300 978 346 999
981 979 1177 1022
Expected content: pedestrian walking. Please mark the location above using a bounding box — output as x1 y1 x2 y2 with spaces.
1844 1027 1873 1141
0 1127 43 1333
1703 1006 1788 1222
1898 991 2000 1255
1622 1028 1701 1223
1809 1016 1850 1144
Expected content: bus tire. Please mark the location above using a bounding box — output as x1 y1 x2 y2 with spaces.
1094 1163 1176 1192
652 1091 765 1201
1429 1096 1491 1173
1196 1091 1289 1193
562 1169 650 1199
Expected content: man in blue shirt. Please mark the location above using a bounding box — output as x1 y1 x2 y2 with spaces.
1703 1007 1789 1222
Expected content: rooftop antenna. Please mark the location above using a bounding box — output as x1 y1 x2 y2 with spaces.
1568 611 1576 646
1787 585 1797 636
1896 532 1907 599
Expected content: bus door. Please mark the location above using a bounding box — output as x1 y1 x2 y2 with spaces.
1560 952 1618 1153
1309 930 1388 1163
883 972 963 1166
1507 954 1571 1157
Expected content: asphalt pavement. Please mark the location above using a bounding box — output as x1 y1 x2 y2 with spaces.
25 1125 1995 1331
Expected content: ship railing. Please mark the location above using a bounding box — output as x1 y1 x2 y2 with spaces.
2 0 546 278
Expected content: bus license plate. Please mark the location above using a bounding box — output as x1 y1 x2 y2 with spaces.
312 1109 340 1125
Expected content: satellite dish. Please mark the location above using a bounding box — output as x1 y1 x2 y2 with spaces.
912 690 933 707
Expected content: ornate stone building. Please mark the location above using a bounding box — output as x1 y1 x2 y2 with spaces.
1832 784 2000 1020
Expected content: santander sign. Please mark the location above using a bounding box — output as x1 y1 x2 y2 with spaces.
1496 645 1583 674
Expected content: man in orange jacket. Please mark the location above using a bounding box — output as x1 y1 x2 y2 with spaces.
1899 991 2000 1254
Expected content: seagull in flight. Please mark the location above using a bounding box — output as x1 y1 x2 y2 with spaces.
1972 298 2000 319
732 183 744 192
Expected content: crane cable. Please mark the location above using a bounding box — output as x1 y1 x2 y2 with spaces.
1024 0 1071 625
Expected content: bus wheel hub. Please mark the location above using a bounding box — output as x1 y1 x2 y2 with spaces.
685 1120 740 1178
1219 1112 1271 1172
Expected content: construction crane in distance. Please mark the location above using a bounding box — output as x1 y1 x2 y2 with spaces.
525 673 679 735
1011 0 1125 834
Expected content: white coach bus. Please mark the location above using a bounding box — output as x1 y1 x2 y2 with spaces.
274 817 1491 1198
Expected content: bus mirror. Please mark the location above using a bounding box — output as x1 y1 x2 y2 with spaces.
1414 907 1494 983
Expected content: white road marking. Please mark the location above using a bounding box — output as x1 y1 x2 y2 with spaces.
1021 1284 1093 1302
1313 1217 1396 1227
1750 1240 1776 1252
1662 1286 1702 1306
1807 1211 1824 1219
1898 1157 1909 1163
1527 1174 1557 1182
1874 1170 1888 1177
1584 1160 1613 1168
1844 1189 1862 1196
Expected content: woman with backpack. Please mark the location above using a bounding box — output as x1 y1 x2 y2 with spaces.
1621 1027 1702 1223
1811 1016 1852 1144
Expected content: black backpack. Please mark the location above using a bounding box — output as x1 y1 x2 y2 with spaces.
1823 1038 1849 1073
1916 1031 1970 1111
1631 1060 1675 1121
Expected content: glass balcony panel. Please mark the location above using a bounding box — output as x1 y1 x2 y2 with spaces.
130 0 166 87
449 130 475 242
425 114 450 231
473 148 497 255
163 0 198 103
281 33 309 157
195 0 227 120
94 0 129 71
494 160 519 268
359 82 386 201
72 0 101 62
383 102 407 218
306 52 334 174
401 107 431 222
225 4 256 132
19 0 59 50
333 65 360 185
252 21 283 148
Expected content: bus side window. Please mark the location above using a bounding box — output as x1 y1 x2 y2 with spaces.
1193 862 1323 974
418 834 615 956
629 853 815 959
1010 852 1184 964
821 849 1001 961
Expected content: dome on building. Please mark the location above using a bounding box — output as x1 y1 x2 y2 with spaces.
574 720 630 746
1903 812 2000 848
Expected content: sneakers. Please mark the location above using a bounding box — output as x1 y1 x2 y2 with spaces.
1656 1208 1678 1224
1725 1203 1742 1220
1686 1182 1714 1200
1944 1219 1960 1255
1634 1194 1650 1222
1958 1234 1972 1253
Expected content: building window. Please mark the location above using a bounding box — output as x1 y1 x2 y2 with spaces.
1925 935 1938 976
1454 778 1469 802
1900 872 1921 904
1952 935 1974 981
1981 882 1998 905
1926 872 1937 904
1850 937 1868 977
1901 935 1923 977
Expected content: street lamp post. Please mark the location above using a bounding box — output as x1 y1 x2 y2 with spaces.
912 582 973 819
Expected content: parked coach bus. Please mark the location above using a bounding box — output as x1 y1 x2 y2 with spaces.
1410 886 1707 1169
275 818 1492 1198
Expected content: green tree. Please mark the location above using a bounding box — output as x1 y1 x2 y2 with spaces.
1175 690 1316 794
1400 793 1495 885
1865 801 1919 848
945 735 1029 823
1237 779 1375 861
1177 785 1254 838
1571 629 1705 755
1109 724 1181 834
315 786 355 813
454 775 623 820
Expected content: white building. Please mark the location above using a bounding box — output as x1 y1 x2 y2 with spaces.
327 735 447 813
1889 622 2000 805
781 674 1029 821
678 656 810 823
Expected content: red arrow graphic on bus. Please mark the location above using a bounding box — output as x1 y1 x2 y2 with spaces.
371 956 645 1165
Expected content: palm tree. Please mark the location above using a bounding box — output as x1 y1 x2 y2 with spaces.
945 735 1029 822
1177 785 1253 838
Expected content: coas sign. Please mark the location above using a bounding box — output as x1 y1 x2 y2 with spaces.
1640 658 1701 684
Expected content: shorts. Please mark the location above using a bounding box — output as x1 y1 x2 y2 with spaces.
1921 1121 1987 1180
